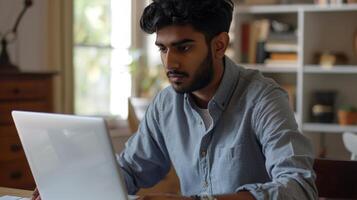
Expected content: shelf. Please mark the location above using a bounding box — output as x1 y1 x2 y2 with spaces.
303 123 357 133
237 5 300 13
304 65 357 74
242 64 298 73
235 3 357 146
237 4 357 14
303 4 357 12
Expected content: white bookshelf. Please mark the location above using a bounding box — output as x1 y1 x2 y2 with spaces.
243 64 298 73
236 4 357 14
236 4 301 13
304 65 357 74
303 123 357 133
233 3 357 134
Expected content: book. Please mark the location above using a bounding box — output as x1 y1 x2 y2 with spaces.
265 42 298 52
264 59 298 67
240 23 250 63
256 41 267 64
248 21 260 63
268 32 297 43
248 19 270 63
270 53 298 61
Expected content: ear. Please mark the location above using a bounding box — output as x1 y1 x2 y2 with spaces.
211 32 229 59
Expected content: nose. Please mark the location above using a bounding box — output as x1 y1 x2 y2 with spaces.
163 50 179 70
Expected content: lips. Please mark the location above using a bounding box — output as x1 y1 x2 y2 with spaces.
169 76 185 83
167 71 188 82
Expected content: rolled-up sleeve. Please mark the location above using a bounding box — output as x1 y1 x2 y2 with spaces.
238 87 318 200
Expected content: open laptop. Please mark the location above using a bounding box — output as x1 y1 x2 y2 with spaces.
12 111 135 200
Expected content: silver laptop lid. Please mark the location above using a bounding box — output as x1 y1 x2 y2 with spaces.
12 111 129 200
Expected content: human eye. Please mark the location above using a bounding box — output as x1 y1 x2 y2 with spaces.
176 45 191 53
158 46 167 53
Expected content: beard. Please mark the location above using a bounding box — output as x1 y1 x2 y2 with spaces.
167 51 214 94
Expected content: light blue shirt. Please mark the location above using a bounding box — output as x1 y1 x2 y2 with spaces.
118 57 317 199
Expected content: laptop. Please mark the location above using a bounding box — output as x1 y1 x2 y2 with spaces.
12 111 135 200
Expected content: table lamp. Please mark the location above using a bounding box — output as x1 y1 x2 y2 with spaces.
0 0 33 72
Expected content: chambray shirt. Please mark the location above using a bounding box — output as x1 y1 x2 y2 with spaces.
118 57 317 200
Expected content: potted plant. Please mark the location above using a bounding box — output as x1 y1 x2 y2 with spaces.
338 105 357 125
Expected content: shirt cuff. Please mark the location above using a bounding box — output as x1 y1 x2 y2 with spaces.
119 167 139 195
236 183 266 200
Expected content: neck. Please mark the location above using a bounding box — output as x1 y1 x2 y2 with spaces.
191 59 225 109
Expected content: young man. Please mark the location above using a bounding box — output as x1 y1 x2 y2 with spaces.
118 0 317 200
31 0 316 200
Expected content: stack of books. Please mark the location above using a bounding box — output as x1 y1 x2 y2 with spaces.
240 19 270 64
264 30 298 67
240 19 298 67
264 52 298 66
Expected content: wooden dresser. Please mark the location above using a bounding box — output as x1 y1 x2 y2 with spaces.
0 72 55 190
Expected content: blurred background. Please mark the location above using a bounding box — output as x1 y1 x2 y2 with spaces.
0 0 356 195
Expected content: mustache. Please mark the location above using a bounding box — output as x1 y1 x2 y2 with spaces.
166 70 188 77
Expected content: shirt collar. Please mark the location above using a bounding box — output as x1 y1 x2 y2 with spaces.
184 56 240 111
210 56 240 110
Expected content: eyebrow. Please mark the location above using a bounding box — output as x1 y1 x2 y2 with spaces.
155 39 195 47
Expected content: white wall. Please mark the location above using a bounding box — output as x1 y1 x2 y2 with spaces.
0 0 48 71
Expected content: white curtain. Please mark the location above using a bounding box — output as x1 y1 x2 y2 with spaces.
47 0 74 114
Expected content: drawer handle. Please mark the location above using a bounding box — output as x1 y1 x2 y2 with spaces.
10 171 23 180
10 144 22 152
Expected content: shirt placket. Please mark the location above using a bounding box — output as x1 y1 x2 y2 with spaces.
199 127 214 194
201 103 222 195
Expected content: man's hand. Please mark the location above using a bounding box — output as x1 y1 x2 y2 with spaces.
138 193 193 200
31 187 41 200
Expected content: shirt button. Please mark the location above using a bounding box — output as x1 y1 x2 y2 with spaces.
201 151 206 157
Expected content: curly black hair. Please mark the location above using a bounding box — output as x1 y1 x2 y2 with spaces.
140 0 234 42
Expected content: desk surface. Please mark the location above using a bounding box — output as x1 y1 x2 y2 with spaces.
0 187 32 198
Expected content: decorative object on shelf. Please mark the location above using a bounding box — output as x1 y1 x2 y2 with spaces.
0 0 33 72
347 0 357 3
264 20 298 67
311 90 337 123
314 51 349 68
338 105 357 125
342 132 357 160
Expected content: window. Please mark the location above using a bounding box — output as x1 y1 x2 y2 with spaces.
74 0 132 118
